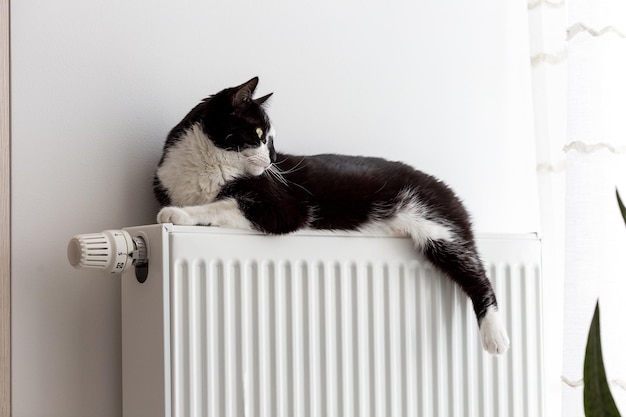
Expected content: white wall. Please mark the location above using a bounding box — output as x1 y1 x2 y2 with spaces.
11 1 538 416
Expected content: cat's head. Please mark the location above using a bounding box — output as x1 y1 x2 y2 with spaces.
200 77 276 176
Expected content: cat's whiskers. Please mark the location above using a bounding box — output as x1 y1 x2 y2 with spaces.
266 165 289 186
274 158 306 175
274 156 289 164
266 165 313 195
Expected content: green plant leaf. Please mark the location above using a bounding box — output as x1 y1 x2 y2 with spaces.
618 189 626 227
584 301 621 417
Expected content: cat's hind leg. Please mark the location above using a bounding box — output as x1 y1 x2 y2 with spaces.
422 239 510 355
157 198 254 229
385 202 509 353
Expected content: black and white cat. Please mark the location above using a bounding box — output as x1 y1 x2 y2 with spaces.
153 77 510 355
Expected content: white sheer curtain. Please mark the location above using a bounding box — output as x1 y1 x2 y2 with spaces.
529 0 626 415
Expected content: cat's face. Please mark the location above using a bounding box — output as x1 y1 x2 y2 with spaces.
201 77 276 176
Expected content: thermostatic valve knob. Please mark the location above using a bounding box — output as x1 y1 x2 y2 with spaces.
68 229 140 274
131 235 148 267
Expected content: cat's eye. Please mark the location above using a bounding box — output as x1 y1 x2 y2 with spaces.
256 127 263 138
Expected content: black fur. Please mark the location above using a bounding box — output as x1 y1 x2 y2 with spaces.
153 77 499 324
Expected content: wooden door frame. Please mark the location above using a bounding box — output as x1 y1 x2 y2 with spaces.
1 0 10 415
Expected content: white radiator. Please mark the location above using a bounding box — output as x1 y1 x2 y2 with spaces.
72 224 543 417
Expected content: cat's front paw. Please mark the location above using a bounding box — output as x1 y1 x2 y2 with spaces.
479 307 510 355
157 207 195 225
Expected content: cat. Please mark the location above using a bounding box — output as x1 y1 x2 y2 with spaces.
153 77 510 355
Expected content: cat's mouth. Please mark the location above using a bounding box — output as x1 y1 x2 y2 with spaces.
250 158 271 169
246 154 272 174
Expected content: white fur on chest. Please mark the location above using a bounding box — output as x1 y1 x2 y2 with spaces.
156 123 247 206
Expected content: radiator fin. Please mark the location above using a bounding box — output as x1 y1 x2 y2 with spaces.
171 258 542 417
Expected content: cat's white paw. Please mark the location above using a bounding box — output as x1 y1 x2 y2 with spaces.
479 307 510 355
157 207 195 225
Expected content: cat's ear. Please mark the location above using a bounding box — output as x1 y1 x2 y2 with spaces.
232 77 259 106
254 93 273 107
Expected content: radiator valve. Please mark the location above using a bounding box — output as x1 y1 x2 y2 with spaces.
67 230 148 278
